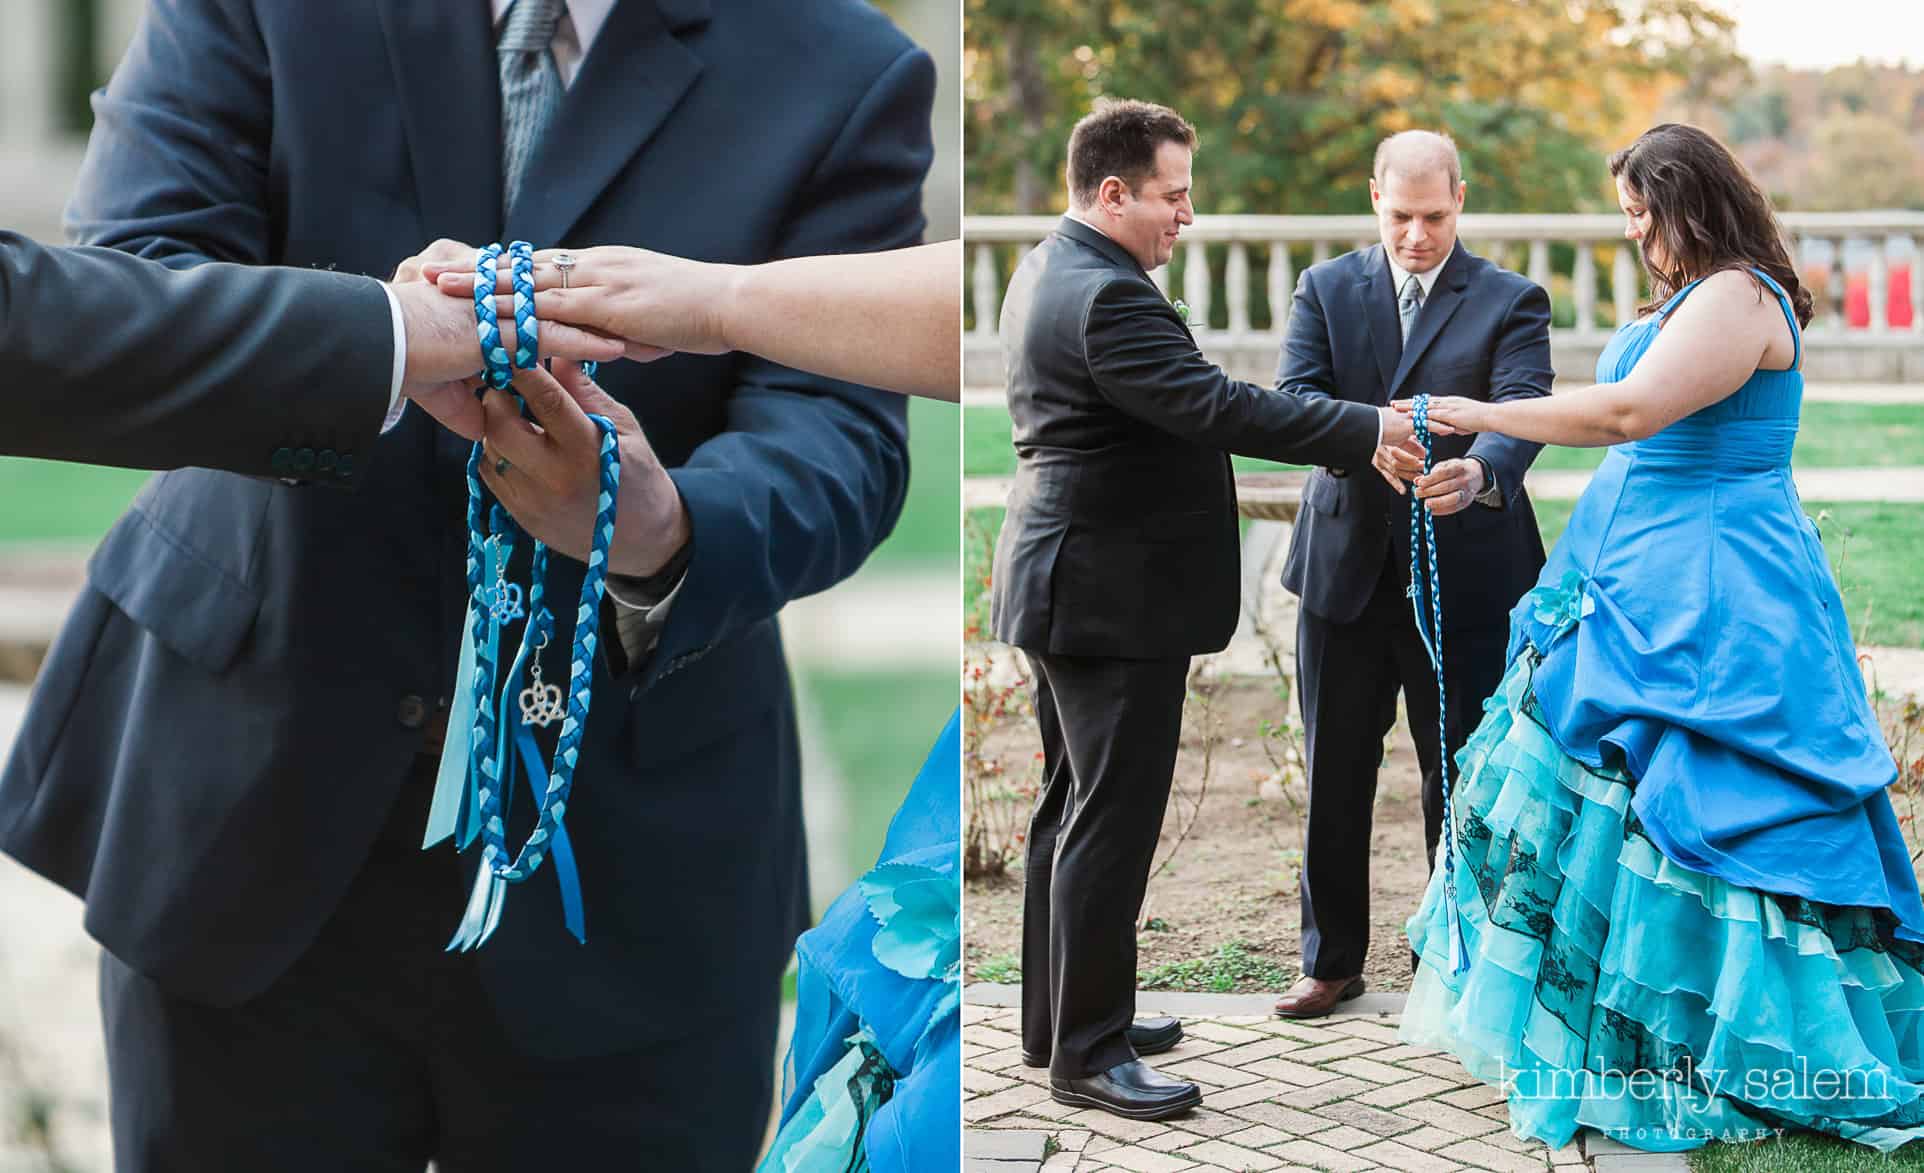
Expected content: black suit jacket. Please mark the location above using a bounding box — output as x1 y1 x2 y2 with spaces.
1279 242 1553 628
0 0 933 1060
991 218 1380 659
1 233 389 471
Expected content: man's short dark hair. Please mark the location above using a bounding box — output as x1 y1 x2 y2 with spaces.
1067 99 1197 207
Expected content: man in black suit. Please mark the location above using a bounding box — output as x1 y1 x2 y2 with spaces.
0 1 932 1168
1272 131 1553 1018
990 99 1417 1120
0 232 617 468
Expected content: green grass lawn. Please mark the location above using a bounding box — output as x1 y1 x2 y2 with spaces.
964 499 1924 650
0 458 151 543
0 397 962 571
793 666 956 881
967 401 1924 478
1689 1133 1924 1170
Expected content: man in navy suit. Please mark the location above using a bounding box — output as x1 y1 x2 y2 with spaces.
1272 131 1553 1018
0 1 933 1168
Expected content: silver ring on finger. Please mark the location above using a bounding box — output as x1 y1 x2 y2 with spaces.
495 455 512 477
553 252 577 289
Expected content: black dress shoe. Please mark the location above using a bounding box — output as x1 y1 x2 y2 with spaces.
1049 1059 1202 1121
1020 1016 1183 1068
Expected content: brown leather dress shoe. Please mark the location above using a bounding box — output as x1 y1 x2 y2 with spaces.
1272 974 1367 1019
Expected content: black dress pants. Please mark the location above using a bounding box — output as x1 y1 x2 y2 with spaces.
1019 650 1190 1079
1294 555 1507 979
99 755 778 1173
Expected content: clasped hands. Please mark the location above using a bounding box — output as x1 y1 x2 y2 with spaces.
1373 395 1490 517
388 239 689 577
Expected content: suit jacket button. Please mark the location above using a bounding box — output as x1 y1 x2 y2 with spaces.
271 447 293 474
337 453 356 480
396 695 427 729
293 447 316 474
317 449 338 474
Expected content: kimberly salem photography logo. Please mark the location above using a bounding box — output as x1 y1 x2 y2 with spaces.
1500 1055 1891 1118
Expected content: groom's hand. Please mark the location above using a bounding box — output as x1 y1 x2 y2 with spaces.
1370 440 1425 495
1370 407 1424 492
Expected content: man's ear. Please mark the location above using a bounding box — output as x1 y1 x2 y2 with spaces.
1455 181 1467 211
1368 177 1381 209
1097 175 1129 217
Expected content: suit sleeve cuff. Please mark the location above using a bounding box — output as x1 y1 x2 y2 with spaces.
1470 455 1503 508
380 282 408 433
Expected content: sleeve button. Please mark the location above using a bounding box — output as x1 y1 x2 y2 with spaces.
396 695 427 729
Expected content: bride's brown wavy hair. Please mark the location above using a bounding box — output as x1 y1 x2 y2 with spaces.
1608 123 1813 327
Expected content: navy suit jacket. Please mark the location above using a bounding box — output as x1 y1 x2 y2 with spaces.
0 0 934 1060
1279 242 1552 630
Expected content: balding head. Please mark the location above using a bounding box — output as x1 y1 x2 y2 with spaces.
1374 130 1461 189
1370 131 1465 274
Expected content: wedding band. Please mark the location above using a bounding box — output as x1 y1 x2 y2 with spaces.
553 252 577 289
495 456 512 477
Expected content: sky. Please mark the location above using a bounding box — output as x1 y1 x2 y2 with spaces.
1715 0 1923 70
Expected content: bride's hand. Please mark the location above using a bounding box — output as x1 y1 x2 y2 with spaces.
428 246 727 362
1394 395 1488 436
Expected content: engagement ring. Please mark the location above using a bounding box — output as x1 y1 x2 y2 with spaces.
553 252 577 289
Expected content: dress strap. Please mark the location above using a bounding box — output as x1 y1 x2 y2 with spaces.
1747 266 1803 371
1653 276 1708 322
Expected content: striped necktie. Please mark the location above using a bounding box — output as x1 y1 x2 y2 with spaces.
498 0 566 214
1399 273 1424 344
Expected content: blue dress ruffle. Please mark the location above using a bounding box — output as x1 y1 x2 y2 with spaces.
1507 273 1923 936
1403 273 1924 1153
758 711 960 1173
1404 638 1924 1152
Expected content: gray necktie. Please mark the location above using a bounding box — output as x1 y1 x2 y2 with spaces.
498 0 566 214
1399 273 1424 343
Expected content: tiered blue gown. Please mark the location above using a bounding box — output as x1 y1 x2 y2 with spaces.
757 712 960 1172
1402 270 1924 1153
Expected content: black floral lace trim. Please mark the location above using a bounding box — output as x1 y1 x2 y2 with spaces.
1448 649 1924 1133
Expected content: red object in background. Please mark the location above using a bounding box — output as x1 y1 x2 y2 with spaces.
1842 263 1913 329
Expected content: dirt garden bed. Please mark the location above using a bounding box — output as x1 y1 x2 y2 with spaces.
963 666 1440 1000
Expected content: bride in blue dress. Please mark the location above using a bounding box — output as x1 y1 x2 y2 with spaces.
1398 123 1924 1154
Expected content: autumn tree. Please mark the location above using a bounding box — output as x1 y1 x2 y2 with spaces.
965 0 1740 216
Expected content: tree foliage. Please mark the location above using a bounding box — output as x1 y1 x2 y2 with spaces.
965 0 1741 216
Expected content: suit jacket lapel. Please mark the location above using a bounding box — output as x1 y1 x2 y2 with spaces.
376 1 503 247
1356 245 1400 401
1389 242 1471 398
506 0 708 247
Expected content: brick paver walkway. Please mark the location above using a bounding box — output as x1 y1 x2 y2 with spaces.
964 985 1684 1173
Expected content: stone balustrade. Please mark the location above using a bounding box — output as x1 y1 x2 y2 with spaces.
965 212 1924 386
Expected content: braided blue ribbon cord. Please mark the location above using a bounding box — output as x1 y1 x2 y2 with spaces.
427 240 620 951
1408 395 1470 977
